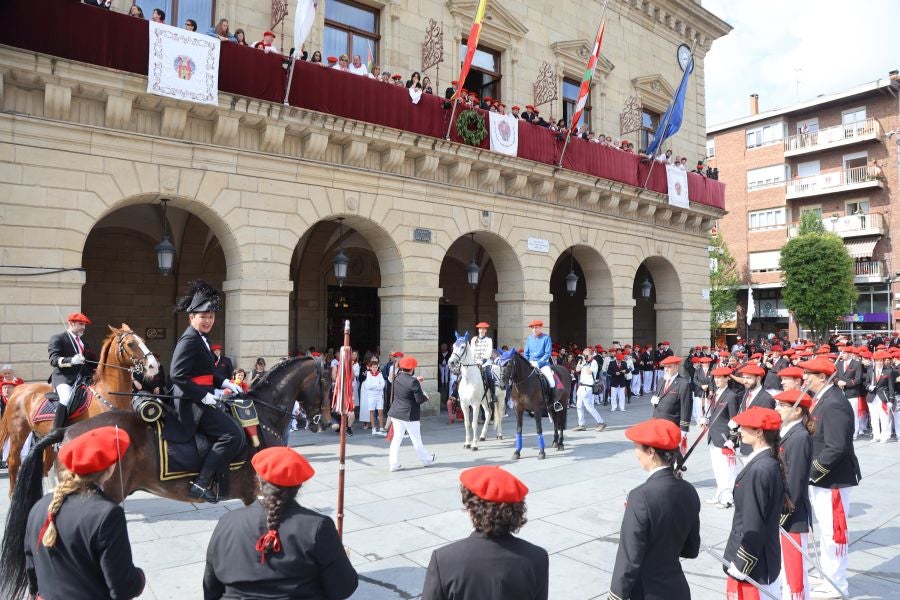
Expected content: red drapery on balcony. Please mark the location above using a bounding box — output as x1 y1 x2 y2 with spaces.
0 0 726 210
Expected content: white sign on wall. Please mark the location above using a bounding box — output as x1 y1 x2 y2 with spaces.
527 238 550 253
701 288 710 300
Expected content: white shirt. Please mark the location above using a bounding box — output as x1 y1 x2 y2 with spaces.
745 445 771 463
471 336 493 363
577 358 598 385
646 465 670 480
348 63 369 76
780 419 801 436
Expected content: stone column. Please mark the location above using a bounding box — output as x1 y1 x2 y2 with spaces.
585 297 614 343
655 302 687 354
497 290 552 349
609 297 637 345
378 286 442 413
223 278 293 370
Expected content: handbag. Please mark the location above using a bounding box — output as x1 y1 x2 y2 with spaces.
591 380 603 395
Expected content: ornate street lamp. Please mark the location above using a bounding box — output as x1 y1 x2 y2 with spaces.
641 277 653 301
565 249 578 296
155 198 176 276
333 218 349 287
466 233 479 288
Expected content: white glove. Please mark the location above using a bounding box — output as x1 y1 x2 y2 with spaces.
726 562 746 581
867 384 876 392
201 393 218 406
221 380 242 394
70 354 86 365
723 439 735 450
698 418 709 427
650 395 660 406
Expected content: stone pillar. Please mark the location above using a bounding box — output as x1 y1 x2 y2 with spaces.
655 302 686 355
585 297 614 343
497 290 552 350
609 297 637 345
378 286 442 413
223 278 293 370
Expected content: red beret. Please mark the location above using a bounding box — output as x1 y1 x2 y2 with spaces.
210 344 223 351
778 366 804 379
327 56 338 62
512 105 520 110
710 366 732 377
739 364 766 377
876 344 887 351
774 389 812 409
615 353 624 360
398 356 418 370
690 356 700 364
66 312 91 324
660 356 681 366
460 466 528 503
625 418 681 450
815 345 831 355
552 351 560 357
694 345 702 350
251 447 314 487
311 351 321 357
525 104 535 110
475 322 490 329
751 352 763 359
392 74 403 80
662 341 671 345
873 350 891 361
528 320 543 327
451 80 459 85
264 30 275 37
59 426 130 475
698 357 713 363
390 351 404 358
595 345 604 351
801 357 836 376
733 406 782 430
783 349 795 357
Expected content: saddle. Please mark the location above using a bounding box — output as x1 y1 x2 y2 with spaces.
537 371 565 413
31 387 92 424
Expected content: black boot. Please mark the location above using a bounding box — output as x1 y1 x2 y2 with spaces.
214 472 229 500
52 402 69 430
551 388 564 413
189 473 219 503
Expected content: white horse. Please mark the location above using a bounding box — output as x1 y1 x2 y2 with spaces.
447 331 502 450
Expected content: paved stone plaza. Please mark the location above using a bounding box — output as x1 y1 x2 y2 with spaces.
2 397 898 599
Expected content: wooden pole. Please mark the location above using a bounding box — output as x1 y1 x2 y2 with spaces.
336 319 351 538
283 56 297 105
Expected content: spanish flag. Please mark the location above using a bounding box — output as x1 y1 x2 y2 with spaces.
452 0 487 101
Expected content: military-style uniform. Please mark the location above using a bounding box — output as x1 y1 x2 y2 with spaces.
651 375 692 434
706 385 740 505
762 356 788 391
203 501 358 600
47 323 95 429
779 418 813 600
865 364 894 442
836 356 864 435
609 468 701 600
422 531 549 600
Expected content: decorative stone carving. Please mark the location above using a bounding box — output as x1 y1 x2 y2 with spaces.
632 74 675 113
416 155 439 177
448 160 471 184
342 140 368 166
656 208 673 224
381 148 405 172
160 106 187 139
478 167 500 188
551 40 615 80
579 190 600 204
301 131 329 160
600 194 620 211
532 179 553 200
212 114 239 146
345 192 359 212
505 173 527 194
622 199 639 214
260 122 286 153
640 204 657 218
558 184 578 202
447 0 528 47
104 95 132 130
43 83 71 121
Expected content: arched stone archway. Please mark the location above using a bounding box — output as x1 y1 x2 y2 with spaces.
550 245 614 346
632 256 684 351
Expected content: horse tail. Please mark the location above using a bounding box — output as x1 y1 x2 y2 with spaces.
0 428 65 600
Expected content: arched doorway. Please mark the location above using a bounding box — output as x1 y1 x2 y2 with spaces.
81 202 227 367
550 245 613 346
632 257 683 351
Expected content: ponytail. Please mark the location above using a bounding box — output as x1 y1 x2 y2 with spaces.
764 429 794 515
255 480 300 563
39 472 100 547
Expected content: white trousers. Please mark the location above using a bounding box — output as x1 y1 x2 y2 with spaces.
2 434 33 461
692 395 705 425
539 365 555 388
630 374 641 396
709 444 738 505
575 386 603 426
868 398 890 442
809 486 851 596
655 369 663 385
56 383 74 407
642 371 654 394
893 405 900 436
847 395 861 435
388 418 431 468
610 386 626 411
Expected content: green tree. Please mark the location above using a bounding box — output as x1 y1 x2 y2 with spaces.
709 231 740 330
780 225 856 341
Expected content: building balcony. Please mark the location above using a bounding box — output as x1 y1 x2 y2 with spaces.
783 117 882 157
785 166 884 200
787 212 887 239
855 260 884 282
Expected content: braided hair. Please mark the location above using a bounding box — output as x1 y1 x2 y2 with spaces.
763 429 795 515
38 470 104 547
255 479 300 563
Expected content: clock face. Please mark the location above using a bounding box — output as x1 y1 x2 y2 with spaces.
677 44 692 71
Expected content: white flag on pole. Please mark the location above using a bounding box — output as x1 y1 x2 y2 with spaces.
147 21 220 105
489 112 519 156
665 164 689 208
293 0 318 58
746 286 755 325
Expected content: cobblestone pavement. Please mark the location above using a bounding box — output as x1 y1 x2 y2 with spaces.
2 395 898 599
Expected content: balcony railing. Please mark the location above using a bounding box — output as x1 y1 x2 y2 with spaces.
784 118 881 155
787 212 886 239
855 260 883 277
785 166 884 199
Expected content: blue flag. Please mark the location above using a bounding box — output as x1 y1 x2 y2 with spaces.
647 56 693 157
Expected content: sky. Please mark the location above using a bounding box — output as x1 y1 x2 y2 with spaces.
702 0 899 127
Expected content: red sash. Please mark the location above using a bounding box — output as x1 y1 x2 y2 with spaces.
191 375 214 386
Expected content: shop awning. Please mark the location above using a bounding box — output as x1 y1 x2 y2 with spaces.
844 237 879 259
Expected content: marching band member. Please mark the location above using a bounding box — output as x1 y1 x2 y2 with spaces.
640 344 655 395
762 345 787 393
609 419 700 600
650 356 692 453
703 366 740 508
203 447 358 600
835 346 864 440
802 357 860 599
778 366 805 391
865 350 894 443
724 407 787 600
422 466 548 600
387 356 435 471
25 427 146 600
48 312 95 430
773 389 814 600
692 356 714 425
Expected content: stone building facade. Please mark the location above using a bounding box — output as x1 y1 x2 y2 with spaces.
0 0 729 407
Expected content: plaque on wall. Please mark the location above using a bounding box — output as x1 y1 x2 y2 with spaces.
145 328 166 340
413 228 432 243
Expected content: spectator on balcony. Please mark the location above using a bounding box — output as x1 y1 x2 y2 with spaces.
233 29 249 46
207 19 236 42
422 76 434 95
326 56 338 68
498 102 507 114
533 109 548 128
369 65 381 79
333 55 351 71
406 71 423 90
511 105 522 119
83 0 112 9
445 80 459 100
392 73 404 85
128 4 144 18
678 156 688 170
309 50 322 64
380 71 392 83
348 55 369 76
184 19 197 32
254 31 280 54
693 161 705 174
520 105 534 122
151 8 165 23
868 159 885 181
655 149 673 164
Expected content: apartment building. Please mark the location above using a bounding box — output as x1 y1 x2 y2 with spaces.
707 73 900 338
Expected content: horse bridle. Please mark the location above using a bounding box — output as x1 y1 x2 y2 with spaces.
450 340 481 371
502 356 539 389
86 330 151 376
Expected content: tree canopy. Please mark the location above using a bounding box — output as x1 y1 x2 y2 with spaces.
709 231 740 330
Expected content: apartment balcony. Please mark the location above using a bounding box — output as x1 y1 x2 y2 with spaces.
785 166 884 200
784 118 882 157
786 212 887 239
855 260 884 283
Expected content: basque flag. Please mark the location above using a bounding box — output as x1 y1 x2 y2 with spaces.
568 19 606 132
646 53 694 157
451 0 487 101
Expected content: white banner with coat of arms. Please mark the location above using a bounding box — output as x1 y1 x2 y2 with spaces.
147 21 220 105
489 112 519 156
665 164 689 208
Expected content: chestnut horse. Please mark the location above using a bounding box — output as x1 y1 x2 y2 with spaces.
0 324 158 493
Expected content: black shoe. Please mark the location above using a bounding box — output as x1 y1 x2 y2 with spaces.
189 475 219 503
0 461 7 469
346 426 353 436
52 403 69 430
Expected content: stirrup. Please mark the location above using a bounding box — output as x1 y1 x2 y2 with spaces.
553 400 564 413
189 480 219 503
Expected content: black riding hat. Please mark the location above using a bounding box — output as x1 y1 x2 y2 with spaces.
175 279 221 313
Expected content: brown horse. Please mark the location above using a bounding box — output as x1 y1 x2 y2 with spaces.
0 324 158 493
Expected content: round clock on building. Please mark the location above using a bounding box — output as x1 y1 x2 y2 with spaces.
677 44 692 71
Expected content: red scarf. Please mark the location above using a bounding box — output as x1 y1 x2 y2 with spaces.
831 489 848 556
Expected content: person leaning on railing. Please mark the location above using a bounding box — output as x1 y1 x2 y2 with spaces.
206 18 236 42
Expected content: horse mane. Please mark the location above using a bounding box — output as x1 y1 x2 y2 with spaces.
250 356 313 390
93 329 118 381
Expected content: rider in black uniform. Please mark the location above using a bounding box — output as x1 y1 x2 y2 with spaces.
169 280 245 503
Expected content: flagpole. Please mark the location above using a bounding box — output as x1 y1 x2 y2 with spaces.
336 319 351 538
283 56 297 105
557 0 609 168
445 97 460 140
445 0 487 141
640 37 697 189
